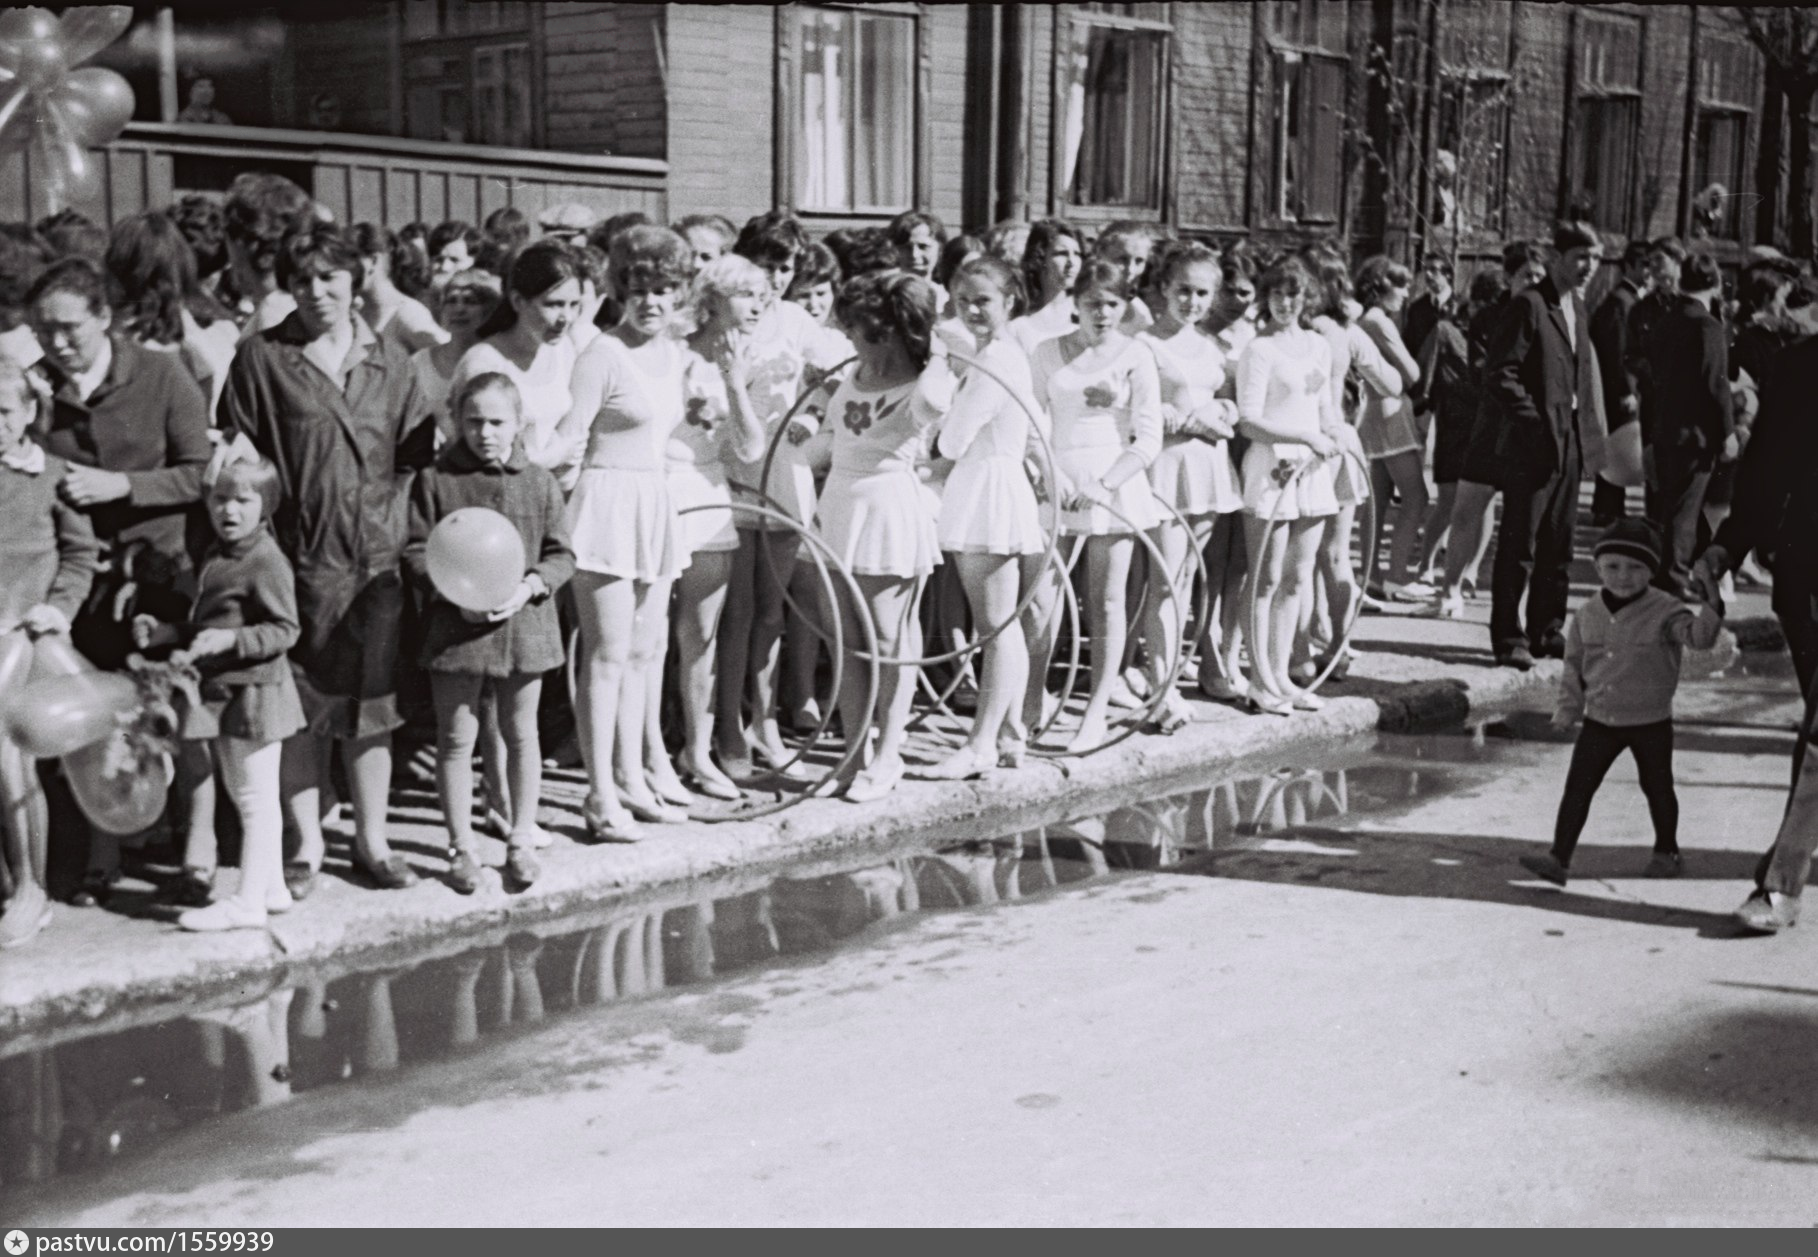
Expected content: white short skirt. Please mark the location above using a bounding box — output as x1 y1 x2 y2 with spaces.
1148 434 1244 517
816 466 943 578
1330 424 1373 508
568 467 682 582
668 461 741 557
939 455 1044 555
1240 441 1340 522
1055 446 1163 536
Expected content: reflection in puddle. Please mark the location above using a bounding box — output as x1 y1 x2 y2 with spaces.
0 731 1513 1197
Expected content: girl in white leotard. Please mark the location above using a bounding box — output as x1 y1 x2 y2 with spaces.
1234 257 1342 718
1137 242 1246 704
920 256 1053 779
1028 259 1177 752
1004 219 1083 357
814 271 954 803
559 227 758 839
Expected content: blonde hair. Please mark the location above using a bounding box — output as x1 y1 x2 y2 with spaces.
690 253 769 329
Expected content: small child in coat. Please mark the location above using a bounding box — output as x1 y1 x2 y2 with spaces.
1520 519 1722 885
133 450 307 932
404 373 575 894
0 360 98 948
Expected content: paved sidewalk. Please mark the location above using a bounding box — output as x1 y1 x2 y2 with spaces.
1 588 1759 1042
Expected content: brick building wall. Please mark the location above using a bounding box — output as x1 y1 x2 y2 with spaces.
664 4 779 222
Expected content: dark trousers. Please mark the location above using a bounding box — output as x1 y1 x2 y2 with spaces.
1552 718 1679 864
1647 451 1713 593
1490 455 1581 656
1590 475 1628 522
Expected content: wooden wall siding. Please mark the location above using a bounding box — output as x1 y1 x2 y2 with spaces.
0 144 175 227
291 10 398 138
926 4 970 232
545 2 668 160
1029 6 1054 216
664 3 777 222
0 130 664 230
1173 1 1255 234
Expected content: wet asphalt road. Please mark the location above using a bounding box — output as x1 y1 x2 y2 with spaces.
8 667 1815 1227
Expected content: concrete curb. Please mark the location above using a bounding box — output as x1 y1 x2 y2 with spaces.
0 656 1561 1041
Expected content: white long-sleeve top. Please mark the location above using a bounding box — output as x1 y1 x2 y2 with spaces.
1029 335 1162 466
1311 313 1403 424
1235 327 1338 444
936 337 1047 463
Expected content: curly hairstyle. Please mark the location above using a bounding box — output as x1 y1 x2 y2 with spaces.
691 253 770 329
476 238 585 337
735 210 808 268
785 241 841 299
437 266 502 324
586 210 654 257
886 210 948 252
835 269 938 369
1303 252 1354 323
1354 256 1413 310
674 213 738 250
824 227 896 279
106 210 231 345
171 195 228 281
483 207 531 254
224 174 316 278
428 220 482 264
948 254 1026 319
1020 218 1083 306
1254 257 1316 331
608 225 693 302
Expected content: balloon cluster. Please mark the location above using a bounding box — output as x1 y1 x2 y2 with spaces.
0 630 172 835
0 6 137 204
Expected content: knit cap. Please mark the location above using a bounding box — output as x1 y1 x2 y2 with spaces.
1593 517 1663 572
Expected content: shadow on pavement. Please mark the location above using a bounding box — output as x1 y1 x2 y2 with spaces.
1172 826 1753 935
1605 1007 1818 1137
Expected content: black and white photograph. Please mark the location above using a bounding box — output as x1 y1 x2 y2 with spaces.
0 0 1816 1228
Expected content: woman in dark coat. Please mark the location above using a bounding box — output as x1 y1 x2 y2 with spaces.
220 222 435 894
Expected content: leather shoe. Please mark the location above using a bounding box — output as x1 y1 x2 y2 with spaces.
1496 645 1535 672
1735 889 1800 934
1532 634 1566 660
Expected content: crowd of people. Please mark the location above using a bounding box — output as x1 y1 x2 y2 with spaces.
0 170 1810 948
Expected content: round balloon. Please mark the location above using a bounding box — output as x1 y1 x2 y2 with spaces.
0 8 67 93
425 507 526 613
25 630 95 682
7 668 138 758
0 628 33 716
63 733 170 835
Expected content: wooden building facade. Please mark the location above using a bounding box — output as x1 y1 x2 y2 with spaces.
0 2 1787 270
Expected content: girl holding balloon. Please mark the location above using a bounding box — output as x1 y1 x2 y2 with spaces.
132 451 306 932
404 373 575 894
0 359 98 948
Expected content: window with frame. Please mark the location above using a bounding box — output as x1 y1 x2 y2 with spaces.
1059 4 1171 210
1691 33 1758 240
1568 11 1642 232
790 4 918 214
1434 0 1513 238
1266 0 1348 224
402 0 535 149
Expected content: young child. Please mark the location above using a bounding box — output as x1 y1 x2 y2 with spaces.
1520 520 1723 885
0 360 98 948
923 255 1052 778
404 373 575 892
134 452 306 932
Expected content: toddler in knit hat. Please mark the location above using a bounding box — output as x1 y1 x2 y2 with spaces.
1519 518 1722 886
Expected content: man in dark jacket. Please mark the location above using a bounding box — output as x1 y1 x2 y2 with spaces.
1481 222 1604 670
1624 237 1686 469
1694 329 1818 934
1642 253 1732 594
1587 240 1649 524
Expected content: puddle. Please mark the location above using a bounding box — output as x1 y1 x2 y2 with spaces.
0 684 1794 1203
